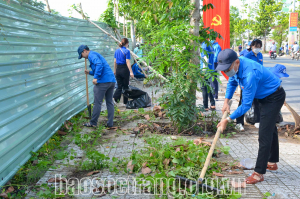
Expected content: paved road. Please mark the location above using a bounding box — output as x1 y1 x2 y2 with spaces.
263 55 300 115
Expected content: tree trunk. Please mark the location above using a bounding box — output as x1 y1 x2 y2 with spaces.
131 19 136 49
123 16 125 36
113 0 116 18
264 31 267 52
44 0 51 13
189 0 200 106
116 0 119 28
126 20 128 37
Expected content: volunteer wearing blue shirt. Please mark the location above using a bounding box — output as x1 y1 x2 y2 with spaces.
211 40 222 100
78 45 116 128
216 49 286 184
241 39 263 128
200 42 216 111
132 62 145 79
239 41 251 57
113 38 134 105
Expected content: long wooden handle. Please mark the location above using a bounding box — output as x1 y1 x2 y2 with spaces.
199 100 232 180
85 59 90 106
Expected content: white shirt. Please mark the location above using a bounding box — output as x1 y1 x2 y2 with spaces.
270 44 277 51
293 44 299 52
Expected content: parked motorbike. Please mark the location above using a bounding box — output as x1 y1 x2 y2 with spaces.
270 51 277 59
291 51 300 60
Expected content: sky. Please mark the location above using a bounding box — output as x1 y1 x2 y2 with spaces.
49 0 299 21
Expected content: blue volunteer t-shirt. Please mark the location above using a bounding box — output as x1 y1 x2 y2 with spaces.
114 47 131 65
245 51 263 65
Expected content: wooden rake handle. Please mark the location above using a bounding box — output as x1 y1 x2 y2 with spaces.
85 59 90 106
199 100 233 180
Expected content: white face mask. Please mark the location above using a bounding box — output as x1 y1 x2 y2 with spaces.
225 64 238 77
253 48 261 54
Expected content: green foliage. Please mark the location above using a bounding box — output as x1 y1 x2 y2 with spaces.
99 0 118 29
118 0 221 131
128 136 239 198
17 0 45 10
271 12 289 48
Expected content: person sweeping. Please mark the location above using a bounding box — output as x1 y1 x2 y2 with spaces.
77 45 116 128
216 49 285 184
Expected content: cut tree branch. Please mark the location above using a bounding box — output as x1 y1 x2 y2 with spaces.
76 3 167 81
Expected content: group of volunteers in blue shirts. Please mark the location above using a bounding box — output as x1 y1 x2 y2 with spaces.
200 40 222 111
213 38 288 185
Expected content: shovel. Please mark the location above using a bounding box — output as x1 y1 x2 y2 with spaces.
175 100 232 193
85 58 92 118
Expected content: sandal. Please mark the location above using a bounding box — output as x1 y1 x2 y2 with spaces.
267 163 278 171
245 172 264 184
83 122 97 128
210 106 216 111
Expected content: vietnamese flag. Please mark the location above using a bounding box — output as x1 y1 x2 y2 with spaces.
203 0 230 80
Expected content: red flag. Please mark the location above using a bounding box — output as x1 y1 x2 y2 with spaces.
203 0 230 80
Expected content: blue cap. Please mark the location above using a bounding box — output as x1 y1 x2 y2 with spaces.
248 41 251 46
210 40 215 44
216 49 238 71
77 45 88 59
269 64 289 78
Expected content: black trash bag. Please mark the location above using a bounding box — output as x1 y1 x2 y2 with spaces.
276 111 283 123
245 105 283 125
245 105 255 125
126 93 152 109
123 85 147 99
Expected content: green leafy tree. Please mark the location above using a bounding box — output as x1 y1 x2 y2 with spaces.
99 0 118 29
253 0 283 52
117 0 220 131
230 6 241 47
271 12 289 49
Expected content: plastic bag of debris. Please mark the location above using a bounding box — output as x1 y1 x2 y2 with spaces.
123 86 152 109
126 93 152 109
245 104 283 125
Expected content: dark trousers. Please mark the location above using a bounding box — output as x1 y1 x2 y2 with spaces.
90 82 115 127
210 63 219 99
236 89 260 125
134 74 145 79
113 64 130 104
201 81 215 109
255 87 285 174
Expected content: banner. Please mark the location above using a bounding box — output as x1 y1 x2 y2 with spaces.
203 0 230 80
288 13 298 50
203 0 230 51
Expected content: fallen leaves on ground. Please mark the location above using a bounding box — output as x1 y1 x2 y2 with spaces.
0 193 8 199
212 172 224 177
150 152 153 157
142 167 152 174
133 127 140 133
48 177 67 183
87 170 100 176
193 138 203 145
153 105 162 112
58 130 68 135
142 162 148 168
231 180 246 188
127 160 134 173
163 158 170 168
175 147 180 152
144 115 150 120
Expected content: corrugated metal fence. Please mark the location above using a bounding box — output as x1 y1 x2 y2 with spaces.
0 0 121 187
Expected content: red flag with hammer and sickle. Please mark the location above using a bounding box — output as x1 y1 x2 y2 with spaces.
203 0 230 80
